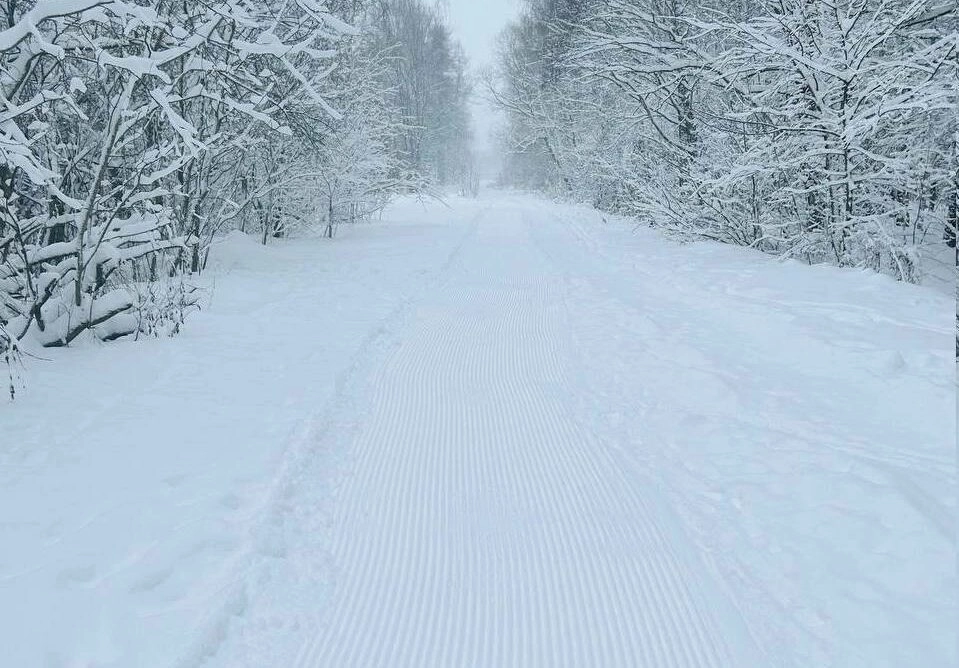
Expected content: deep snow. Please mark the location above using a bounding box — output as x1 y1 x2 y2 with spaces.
0 193 954 667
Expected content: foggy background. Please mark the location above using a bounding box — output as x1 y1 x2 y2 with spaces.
445 0 520 179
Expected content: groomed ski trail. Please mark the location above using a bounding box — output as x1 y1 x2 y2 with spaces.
292 206 761 667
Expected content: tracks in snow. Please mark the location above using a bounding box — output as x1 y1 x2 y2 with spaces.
180 211 483 668
293 208 758 667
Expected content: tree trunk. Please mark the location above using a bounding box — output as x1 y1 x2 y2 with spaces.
326 194 335 239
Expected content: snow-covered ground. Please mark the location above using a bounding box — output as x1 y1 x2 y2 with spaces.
1 193 953 667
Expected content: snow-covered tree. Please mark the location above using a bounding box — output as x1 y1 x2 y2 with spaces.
1 0 477 396
370 0 475 190
491 0 957 282
1 0 352 349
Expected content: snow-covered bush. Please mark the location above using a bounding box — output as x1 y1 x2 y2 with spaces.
129 275 200 340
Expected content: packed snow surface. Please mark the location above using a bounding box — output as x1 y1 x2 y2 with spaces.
1 193 954 667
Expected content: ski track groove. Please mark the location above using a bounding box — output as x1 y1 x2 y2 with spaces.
181 210 484 668
290 208 757 667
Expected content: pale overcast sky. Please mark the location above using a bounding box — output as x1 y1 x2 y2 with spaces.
443 0 522 163
444 0 520 69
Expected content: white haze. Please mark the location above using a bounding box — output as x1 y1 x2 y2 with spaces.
445 0 521 173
